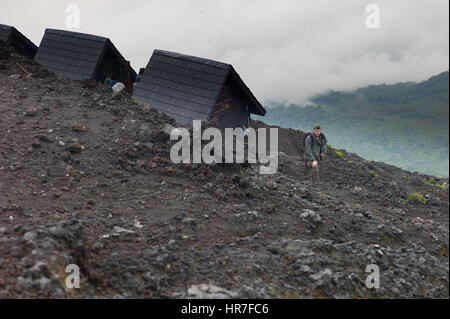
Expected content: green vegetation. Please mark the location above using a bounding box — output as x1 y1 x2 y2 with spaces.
368 170 378 177
347 160 353 164
422 178 434 186
335 150 343 158
327 144 333 150
422 177 447 189
407 193 427 205
256 71 449 177
400 193 427 204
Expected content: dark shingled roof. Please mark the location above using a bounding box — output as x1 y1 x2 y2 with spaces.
0 24 38 58
133 49 266 125
34 28 136 83
0 24 11 43
35 29 109 80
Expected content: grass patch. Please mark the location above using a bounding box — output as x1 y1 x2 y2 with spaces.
347 160 353 164
407 193 427 205
335 150 343 158
369 170 378 177
327 144 333 150
422 178 447 189
422 179 434 186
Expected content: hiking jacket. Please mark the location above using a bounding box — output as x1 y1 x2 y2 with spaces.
304 133 327 162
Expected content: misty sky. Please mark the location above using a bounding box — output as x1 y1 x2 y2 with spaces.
1 0 448 104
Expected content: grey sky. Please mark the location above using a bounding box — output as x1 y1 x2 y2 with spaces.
1 0 448 104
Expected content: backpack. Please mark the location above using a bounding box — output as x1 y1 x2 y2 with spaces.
303 132 325 150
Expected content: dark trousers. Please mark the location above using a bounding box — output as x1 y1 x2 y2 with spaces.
306 160 321 183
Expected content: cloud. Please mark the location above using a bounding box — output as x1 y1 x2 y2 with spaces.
1 0 448 104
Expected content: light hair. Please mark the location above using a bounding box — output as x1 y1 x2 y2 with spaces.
314 124 321 130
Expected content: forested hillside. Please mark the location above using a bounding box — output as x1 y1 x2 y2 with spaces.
257 71 449 177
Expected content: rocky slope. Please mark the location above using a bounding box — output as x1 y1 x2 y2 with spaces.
0 42 448 298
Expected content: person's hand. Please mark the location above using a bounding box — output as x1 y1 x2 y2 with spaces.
320 153 324 158
312 160 318 168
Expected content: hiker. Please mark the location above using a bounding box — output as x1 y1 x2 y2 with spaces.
304 124 327 183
